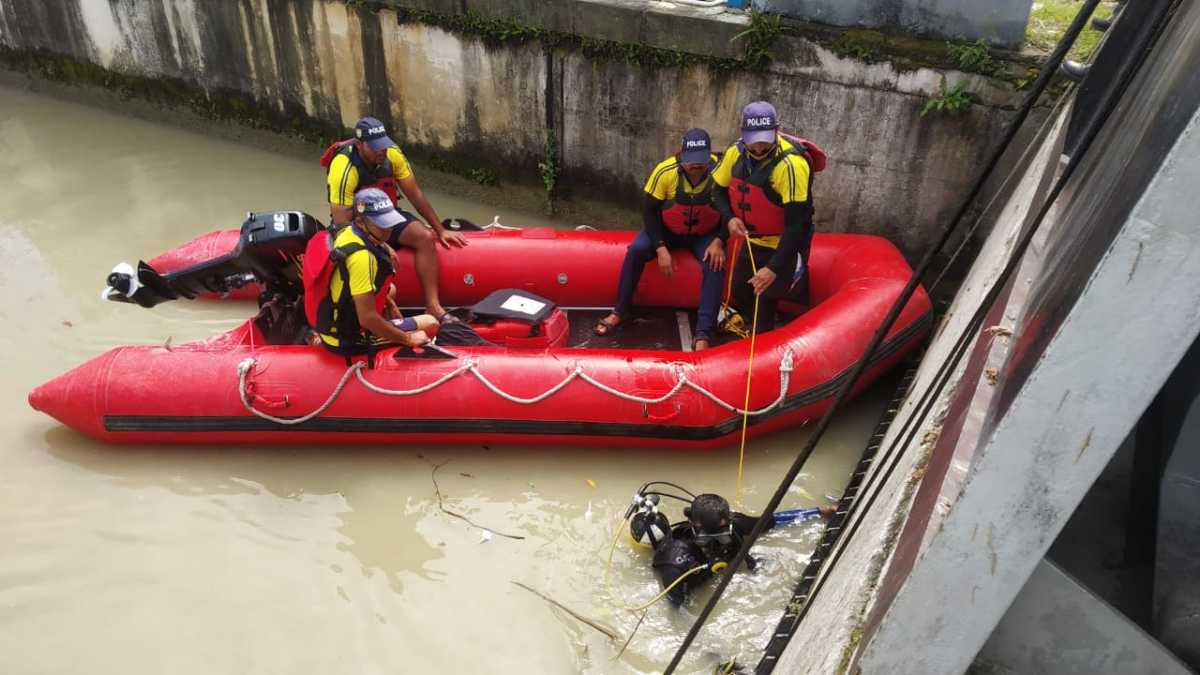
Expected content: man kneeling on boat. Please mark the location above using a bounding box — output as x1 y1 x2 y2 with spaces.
303 188 438 359
595 128 727 351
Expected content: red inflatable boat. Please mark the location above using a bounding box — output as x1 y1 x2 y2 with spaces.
29 212 931 448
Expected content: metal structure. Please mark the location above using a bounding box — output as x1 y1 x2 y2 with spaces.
766 1 1200 672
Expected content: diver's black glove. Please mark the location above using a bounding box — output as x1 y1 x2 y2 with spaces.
745 554 759 572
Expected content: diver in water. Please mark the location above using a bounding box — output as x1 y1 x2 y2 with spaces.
626 485 834 607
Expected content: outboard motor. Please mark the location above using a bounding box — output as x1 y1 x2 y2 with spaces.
103 211 321 308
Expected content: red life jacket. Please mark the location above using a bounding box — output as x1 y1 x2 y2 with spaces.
779 133 827 172
727 138 824 237
319 139 400 205
302 226 395 351
661 158 721 237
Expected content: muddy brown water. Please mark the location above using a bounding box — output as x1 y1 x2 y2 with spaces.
0 83 898 674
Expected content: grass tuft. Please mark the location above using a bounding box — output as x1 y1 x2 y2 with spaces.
1025 0 1115 61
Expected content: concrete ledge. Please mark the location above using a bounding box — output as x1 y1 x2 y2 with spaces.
976 560 1193 675
398 0 748 59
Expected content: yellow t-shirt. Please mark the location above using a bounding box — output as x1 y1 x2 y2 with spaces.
326 145 414 207
712 137 810 205
319 226 389 347
642 154 721 200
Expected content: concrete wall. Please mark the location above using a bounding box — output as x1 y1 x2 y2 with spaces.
0 0 1026 256
755 0 1034 48
771 102 1068 675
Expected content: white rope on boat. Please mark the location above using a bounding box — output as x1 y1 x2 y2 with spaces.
482 216 522 231
575 369 690 405
686 348 795 416
354 360 474 395
236 358 362 425
236 349 795 423
467 361 584 405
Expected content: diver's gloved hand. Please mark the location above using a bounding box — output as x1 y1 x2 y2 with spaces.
745 554 759 573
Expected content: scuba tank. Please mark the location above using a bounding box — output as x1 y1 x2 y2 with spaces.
628 493 672 548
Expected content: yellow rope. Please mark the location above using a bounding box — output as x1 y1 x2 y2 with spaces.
623 564 711 612
597 234 765 613
735 240 761 508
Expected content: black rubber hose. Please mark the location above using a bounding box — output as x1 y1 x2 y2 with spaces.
662 1 1104 672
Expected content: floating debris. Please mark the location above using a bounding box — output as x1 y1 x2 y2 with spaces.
511 581 619 641
426 458 525 540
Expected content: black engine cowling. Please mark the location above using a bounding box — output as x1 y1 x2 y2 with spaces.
104 211 321 308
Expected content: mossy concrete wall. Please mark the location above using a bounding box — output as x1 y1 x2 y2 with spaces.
0 0 1029 256
755 0 1034 48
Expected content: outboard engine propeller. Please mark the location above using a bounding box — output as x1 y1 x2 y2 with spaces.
103 262 141 301
102 260 183 308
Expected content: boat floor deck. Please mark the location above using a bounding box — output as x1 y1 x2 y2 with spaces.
434 306 760 352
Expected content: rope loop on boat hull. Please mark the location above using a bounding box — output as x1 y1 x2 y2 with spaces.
236 349 794 424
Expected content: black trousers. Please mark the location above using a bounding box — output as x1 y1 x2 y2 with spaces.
729 242 808 333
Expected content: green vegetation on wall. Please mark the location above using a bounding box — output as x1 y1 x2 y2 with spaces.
382 4 1025 81
946 39 1005 77
1026 0 1115 61
388 5 771 73
0 46 510 188
538 130 559 214
921 77 974 117
731 10 784 71
0 47 344 144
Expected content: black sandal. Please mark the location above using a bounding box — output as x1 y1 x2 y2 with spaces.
594 313 622 336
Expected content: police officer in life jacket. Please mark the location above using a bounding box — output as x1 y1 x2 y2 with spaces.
323 116 467 323
596 128 727 350
713 101 820 334
305 188 440 357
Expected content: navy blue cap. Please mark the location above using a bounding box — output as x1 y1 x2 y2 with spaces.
354 116 396 152
741 101 779 145
679 128 712 165
354 188 406 229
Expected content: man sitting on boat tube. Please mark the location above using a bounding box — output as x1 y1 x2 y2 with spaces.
304 188 438 359
322 116 466 324
595 128 727 351
713 101 825 335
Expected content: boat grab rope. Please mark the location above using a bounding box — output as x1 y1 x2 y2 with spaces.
235 349 795 425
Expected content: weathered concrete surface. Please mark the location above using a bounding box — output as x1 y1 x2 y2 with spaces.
851 2 1200 670
757 0 1034 48
1156 337 1200 668
770 101 1069 675
0 0 1027 255
975 560 1193 675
